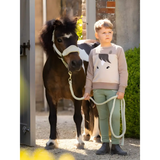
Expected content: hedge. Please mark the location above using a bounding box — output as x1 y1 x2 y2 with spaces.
124 46 140 139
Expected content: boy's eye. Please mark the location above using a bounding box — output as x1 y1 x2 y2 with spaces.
102 32 112 34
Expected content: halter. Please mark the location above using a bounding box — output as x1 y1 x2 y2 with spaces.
52 30 80 68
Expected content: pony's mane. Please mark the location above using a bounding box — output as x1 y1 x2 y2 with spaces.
60 16 77 34
39 17 77 56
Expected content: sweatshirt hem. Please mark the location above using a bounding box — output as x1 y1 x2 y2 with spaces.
93 82 119 90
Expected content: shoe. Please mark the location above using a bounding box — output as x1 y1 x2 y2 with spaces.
96 142 110 155
111 144 127 156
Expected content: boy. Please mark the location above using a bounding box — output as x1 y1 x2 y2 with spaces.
83 19 128 155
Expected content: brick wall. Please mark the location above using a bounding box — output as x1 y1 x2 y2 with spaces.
82 0 86 39
82 0 116 43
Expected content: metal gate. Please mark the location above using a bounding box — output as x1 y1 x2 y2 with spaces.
20 0 35 146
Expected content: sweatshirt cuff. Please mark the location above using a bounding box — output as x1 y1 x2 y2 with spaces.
118 86 126 93
85 87 91 94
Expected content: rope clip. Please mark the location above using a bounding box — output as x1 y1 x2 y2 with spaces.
68 71 72 82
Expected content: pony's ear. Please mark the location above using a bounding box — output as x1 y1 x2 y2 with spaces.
73 17 78 24
53 19 63 29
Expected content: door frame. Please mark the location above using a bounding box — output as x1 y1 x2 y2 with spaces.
28 0 35 146
86 0 96 39
20 0 35 146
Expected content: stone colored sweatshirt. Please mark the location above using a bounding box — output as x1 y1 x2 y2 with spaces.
85 43 128 94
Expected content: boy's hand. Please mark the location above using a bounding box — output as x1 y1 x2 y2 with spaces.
116 92 124 99
83 93 90 100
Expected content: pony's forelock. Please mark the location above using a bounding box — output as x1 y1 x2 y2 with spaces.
60 17 77 34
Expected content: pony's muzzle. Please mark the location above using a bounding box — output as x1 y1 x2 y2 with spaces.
69 56 82 72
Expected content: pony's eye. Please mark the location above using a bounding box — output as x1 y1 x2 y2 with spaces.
57 38 62 43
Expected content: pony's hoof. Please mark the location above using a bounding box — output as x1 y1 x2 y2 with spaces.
76 142 85 149
82 134 90 141
94 135 101 143
45 142 55 150
94 137 101 143
90 135 101 143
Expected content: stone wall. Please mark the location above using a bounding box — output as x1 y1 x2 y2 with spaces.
62 0 82 17
115 0 140 51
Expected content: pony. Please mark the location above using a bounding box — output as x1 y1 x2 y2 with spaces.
39 16 100 150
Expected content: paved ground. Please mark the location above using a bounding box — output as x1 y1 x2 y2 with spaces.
21 111 140 160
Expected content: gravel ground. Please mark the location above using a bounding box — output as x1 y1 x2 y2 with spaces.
21 111 140 160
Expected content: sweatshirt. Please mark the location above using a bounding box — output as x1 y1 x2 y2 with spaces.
85 43 128 94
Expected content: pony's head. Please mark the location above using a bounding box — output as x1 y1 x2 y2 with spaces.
39 17 82 72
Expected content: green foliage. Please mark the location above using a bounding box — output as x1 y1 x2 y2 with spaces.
124 46 140 139
76 16 83 40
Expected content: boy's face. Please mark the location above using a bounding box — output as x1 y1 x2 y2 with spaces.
95 27 113 45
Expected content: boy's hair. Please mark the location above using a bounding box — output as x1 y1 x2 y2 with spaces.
94 19 113 32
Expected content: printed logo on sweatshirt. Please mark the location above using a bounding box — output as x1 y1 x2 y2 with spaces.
93 50 119 83
96 50 112 69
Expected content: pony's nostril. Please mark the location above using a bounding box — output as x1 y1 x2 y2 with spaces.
71 61 76 68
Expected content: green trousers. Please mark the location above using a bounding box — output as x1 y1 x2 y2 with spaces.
93 89 120 144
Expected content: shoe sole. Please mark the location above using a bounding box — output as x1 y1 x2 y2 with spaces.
96 151 110 155
111 151 127 156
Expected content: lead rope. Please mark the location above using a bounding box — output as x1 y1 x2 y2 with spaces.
68 71 126 145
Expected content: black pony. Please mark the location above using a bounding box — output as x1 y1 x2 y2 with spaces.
39 16 100 150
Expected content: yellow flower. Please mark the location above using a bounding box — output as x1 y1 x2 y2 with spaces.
58 153 75 160
20 149 31 160
31 148 55 160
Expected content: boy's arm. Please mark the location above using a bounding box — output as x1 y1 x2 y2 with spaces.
84 50 94 95
118 47 128 94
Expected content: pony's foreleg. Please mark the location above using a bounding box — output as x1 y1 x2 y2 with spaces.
45 90 58 150
73 99 84 149
82 100 90 141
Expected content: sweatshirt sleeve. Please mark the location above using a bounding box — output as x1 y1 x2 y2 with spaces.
118 47 128 93
85 50 94 94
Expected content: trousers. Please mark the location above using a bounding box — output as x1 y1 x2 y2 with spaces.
93 89 120 144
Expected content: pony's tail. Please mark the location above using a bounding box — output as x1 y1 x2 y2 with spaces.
39 19 55 56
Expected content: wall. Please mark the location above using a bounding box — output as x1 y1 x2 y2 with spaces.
82 0 140 51
35 0 61 111
115 0 140 51
82 0 116 43
63 0 82 16
96 0 116 43
35 0 82 111
35 0 140 111
82 0 86 39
